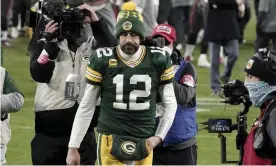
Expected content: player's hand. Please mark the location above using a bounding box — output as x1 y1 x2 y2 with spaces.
66 148 80 165
45 20 58 33
146 136 162 151
78 4 99 23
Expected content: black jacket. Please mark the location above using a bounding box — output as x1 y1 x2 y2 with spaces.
205 0 240 43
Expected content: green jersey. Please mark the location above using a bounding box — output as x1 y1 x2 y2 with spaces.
86 46 174 138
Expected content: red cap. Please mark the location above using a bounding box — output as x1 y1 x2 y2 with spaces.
152 24 176 43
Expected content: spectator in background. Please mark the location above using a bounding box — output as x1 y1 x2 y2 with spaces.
238 0 251 44
11 0 31 38
1 0 13 47
84 0 116 33
254 0 260 16
253 0 268 53
184 0 210 68
130 0 158 37
206 0 244 95
256 0 276 51
157 0 172 24
169 0 194 50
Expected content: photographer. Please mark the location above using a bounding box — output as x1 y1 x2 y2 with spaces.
242 49 276 165
28 2 116 165
152 24 198 165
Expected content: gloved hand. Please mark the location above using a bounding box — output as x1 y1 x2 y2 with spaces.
42 20 58 41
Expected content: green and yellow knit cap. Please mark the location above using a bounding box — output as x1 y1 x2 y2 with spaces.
115 2 145 39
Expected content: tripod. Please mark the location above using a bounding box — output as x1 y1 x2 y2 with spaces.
217 102 251 165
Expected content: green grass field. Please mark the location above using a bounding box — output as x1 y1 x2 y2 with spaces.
3 8 261 165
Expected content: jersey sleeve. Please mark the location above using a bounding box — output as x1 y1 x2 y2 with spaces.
3 70 22 95
178 62 197 87
85 50 104 85
160 55 174 85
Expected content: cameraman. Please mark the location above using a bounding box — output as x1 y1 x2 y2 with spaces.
28 3 116 165
243 49 276 165
152 24 198 165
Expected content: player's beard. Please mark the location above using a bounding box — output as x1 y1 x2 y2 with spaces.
121 42 139 55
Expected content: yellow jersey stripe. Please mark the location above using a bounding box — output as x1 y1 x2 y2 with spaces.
86 71 102 80
162 69 175 77
87 67 102 77
161 73 175 81
86 74 102 82
162 66 174 75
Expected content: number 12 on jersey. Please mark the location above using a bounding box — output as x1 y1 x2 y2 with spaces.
113 74 152 110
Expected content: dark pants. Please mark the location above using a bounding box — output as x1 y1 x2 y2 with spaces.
12 0 31 27
209 40 239 92
153 144 197 165
1 0 12 31
238 7 251 42
168 6 191 46
255 34 276 52
254 0 260 16
31 132 97 165
1 16 8 31
157 0 172 24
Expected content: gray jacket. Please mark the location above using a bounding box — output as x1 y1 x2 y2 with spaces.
132 0 158 36
258 0 276 33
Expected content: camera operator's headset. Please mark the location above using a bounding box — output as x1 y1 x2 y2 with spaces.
255 48 276 85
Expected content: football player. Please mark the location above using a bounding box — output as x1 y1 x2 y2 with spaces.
66 2 177 165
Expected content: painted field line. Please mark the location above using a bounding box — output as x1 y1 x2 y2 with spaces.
197 97 223 102
197 108 210 112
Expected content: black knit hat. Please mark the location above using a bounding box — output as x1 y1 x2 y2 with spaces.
244 49 276 85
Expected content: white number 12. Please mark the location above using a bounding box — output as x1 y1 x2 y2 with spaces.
113 74 152 110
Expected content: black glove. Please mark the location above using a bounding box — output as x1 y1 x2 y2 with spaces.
42 31 57 42
43 42 60 60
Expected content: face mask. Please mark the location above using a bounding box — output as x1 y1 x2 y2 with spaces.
164 46 173 55
244 81 276 107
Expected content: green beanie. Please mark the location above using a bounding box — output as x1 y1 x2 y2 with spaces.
115 2 145 39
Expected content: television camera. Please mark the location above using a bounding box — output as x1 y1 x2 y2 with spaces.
25 0 90 39
202 80 252 165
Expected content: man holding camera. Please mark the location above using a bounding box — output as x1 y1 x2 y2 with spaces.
242 48 276 165
151 24 198 165
66 2 177 165
28 2 116 165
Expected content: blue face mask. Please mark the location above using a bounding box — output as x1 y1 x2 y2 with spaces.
244 81 276 107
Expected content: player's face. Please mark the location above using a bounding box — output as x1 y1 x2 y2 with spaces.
120 32 140 55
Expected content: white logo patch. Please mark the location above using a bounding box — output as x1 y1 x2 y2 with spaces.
246 59 254 69
121 141 136 154
156 26 171 34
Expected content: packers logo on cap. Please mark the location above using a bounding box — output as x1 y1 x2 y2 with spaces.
123 21 132 31
246 59 254 69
